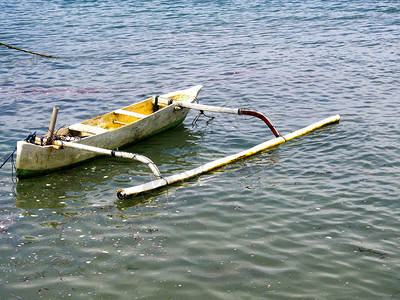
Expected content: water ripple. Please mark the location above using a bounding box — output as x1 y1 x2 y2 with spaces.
1 0 400 299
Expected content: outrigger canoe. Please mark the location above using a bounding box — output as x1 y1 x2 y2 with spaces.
16 85 203 178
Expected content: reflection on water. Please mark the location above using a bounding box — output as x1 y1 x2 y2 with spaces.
15 125 200 209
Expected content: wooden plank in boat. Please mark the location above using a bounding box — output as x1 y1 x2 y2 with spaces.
114 109 147 119
69 123 109 135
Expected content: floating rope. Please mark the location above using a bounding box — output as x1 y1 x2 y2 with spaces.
191 110 214 127
0 148 17 170
11 151 17 184
0 42 59 58
25 131 37 144
0 132 36 170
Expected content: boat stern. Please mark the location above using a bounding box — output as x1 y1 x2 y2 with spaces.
16 140 96 179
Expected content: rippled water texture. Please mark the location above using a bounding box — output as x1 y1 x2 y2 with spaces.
1 1 399 299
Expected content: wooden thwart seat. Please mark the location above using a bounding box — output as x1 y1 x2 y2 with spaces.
69 123 109 135
114 109 148 119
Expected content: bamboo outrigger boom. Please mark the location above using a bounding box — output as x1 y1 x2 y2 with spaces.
154 97 281 137
117 114 340 199
53 141 163 180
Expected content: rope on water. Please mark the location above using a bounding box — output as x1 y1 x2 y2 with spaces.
0 132 36 170
189 97 214 127
0 42 59 58
11 151 17 184
191 110 214 127
0 148 16 170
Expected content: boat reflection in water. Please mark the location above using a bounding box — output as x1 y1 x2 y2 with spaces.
15 126 200 210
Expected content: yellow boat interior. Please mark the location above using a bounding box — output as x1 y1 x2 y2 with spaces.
64 98 159 137
53 93 192 139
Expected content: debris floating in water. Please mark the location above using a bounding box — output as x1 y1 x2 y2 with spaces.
0 42 59 58
356 247 388 259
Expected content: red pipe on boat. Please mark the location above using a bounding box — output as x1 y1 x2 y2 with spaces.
239 109 281 138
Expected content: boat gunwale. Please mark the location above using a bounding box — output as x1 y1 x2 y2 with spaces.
16 85 203 178
16 117 187 179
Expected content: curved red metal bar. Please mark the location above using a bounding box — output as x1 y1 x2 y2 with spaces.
239 109 281 137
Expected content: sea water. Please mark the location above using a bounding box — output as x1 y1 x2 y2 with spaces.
0 1 399 298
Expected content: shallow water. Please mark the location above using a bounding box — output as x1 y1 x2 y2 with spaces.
1 0 399 299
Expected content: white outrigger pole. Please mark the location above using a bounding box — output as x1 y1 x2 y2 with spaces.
153 96 282 138
52 141 163 180
117 97 340 199
44 106 163 180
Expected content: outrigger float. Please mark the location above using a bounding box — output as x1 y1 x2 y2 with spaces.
117 113 340 199
12 85 340 199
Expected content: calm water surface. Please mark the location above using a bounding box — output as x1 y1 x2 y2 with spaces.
1 1 399 299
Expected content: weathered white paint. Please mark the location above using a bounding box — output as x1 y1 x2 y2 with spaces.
16 85 203 178
55 141 162 179
155 98 239 114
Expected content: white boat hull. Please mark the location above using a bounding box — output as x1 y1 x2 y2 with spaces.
16 85 203 178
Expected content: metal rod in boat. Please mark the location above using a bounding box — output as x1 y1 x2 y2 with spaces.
53 141 163 180
117 114 340 199
153 97 281 137
47 106 59 140
175 101 239 114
